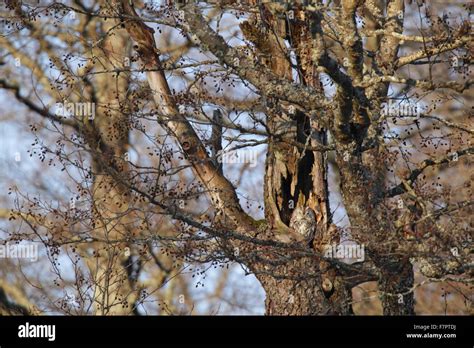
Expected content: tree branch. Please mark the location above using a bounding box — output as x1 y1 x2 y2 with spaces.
181 2 331 124
386 146 474 198
113 0 256 234
0 79 79 130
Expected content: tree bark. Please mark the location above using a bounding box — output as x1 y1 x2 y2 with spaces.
244 5 352 315
258 258 353 315
85 17 139 315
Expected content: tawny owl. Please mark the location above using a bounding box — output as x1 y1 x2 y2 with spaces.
289 206 317 245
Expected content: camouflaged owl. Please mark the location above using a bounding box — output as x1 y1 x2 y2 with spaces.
289 206 317 245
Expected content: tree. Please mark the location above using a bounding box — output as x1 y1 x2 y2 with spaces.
0 0 471 315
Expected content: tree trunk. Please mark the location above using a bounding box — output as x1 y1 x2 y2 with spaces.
379 260 415 315
241 6 352 315
85 18 139 315
255 257 353 315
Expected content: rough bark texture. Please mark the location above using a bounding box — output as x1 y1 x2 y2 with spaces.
259 258 352 315
379 260 416 315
